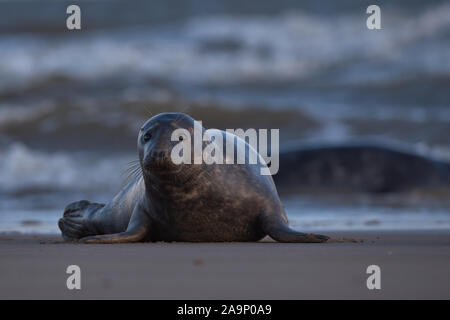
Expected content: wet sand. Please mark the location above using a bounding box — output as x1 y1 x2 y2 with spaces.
0 231 449 299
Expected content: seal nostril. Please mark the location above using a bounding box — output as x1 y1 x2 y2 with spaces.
146 150 169 166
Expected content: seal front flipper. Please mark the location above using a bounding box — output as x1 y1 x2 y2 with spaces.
79 202 151 244
260 212 329 243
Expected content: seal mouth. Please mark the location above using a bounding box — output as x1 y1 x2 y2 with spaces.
143 158 181 174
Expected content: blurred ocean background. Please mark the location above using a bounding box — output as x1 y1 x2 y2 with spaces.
0 0 450 234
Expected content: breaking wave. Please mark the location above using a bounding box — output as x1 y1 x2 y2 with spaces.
1 3 450 91
0 143 132 194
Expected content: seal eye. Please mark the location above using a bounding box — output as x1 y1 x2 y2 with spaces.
143 133 152 142
179 136 184 141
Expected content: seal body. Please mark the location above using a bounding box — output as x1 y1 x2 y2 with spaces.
58 113 328 243
274 143 450 194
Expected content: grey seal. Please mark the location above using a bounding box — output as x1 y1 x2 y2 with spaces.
58 112 328 244
274 143 450 194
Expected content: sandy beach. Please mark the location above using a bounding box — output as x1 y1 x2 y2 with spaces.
0 230 449 299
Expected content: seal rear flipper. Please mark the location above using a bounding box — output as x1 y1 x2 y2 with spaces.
79 202 151 244
59 200 106 240
63 200 105 216
79 229 148 244
260 214 329 243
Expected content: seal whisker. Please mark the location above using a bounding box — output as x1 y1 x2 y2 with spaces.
122 160 143 186
122 162 141 176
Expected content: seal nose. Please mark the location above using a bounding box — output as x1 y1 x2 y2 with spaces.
144 149 171 169
150 150 167 160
